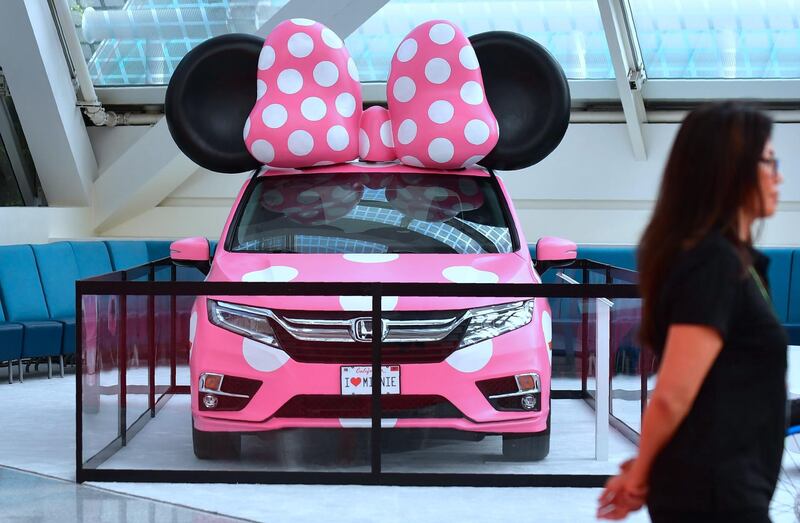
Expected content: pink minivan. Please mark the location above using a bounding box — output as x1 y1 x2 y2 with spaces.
173 161 576 460
164 18 573 461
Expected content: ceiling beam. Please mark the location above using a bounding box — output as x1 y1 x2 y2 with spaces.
597 0 648 160
0 0 97 205
92 117 196 233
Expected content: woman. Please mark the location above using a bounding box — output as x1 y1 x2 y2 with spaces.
597 102 788 522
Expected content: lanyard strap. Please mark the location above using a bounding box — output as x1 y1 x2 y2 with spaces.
748 265 772 306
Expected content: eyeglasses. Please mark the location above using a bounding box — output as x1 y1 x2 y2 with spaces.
759 157 780 178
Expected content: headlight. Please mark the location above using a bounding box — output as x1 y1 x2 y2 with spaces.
458 300 534 349
207 300 281 348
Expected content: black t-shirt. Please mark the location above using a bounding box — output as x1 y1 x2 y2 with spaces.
647 231 788 512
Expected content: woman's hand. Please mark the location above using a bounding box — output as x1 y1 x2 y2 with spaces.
596 460 648 520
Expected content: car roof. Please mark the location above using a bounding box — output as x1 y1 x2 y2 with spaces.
256 160 491 178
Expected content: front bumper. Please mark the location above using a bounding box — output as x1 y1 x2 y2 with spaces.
190 302 551 435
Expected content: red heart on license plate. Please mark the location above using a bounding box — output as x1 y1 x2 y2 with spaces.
350 377 362 386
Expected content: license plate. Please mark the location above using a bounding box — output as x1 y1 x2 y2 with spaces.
340 366 400 395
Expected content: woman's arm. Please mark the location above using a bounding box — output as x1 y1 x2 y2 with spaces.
627 324 723 486
598 323 723 519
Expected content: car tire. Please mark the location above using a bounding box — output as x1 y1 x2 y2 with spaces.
192 422 241 460
501 412 551 461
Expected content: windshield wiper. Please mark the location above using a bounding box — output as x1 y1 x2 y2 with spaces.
233 248 299 254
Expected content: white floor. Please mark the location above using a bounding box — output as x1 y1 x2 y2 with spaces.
97 395 636 475
0 347 798 523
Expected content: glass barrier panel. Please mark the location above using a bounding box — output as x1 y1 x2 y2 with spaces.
154 294 171 397
609 298 643 434
376 294 633 475
80 293 121 466
80 269 641 480
123 294 150 430
82 289 372 473
583 297 597 402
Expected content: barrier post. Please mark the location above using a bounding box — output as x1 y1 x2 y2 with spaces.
595 298 611 461
170 264 177 390
148 266 156 416
118 286 128 446
581 267 589 394
371 285 383 474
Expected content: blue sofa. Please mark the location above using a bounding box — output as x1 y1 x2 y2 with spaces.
0 240 179 382
0 245 64 381
0 294 23 383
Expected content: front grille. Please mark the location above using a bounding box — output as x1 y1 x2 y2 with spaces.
273 395 464 418
269 309 470 364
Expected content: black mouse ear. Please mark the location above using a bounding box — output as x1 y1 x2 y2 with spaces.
165 33 264 174
469 31 571 171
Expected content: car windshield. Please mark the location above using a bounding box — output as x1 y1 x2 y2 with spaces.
229 171 515 254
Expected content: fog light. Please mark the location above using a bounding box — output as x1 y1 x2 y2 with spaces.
203 394 218 409
521 394 536 410
198 373 262 411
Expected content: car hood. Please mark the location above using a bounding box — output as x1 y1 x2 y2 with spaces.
206 251 538 311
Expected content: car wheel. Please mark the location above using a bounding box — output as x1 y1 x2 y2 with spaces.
192 422 241 459
501 412 551 461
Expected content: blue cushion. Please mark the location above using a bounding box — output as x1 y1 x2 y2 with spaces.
577 246 637 271
32 242 80 320
0 245 52 321
59 318 75 356
20 320 62 358
146 240 172 262
0 323 23 361
786 325 799 346
105 241 150 271
69 241 113 279
762 248 792 323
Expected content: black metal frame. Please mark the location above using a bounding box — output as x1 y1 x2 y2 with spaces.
76 258 643 486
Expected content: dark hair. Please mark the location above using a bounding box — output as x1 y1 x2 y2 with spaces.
638 102 773 348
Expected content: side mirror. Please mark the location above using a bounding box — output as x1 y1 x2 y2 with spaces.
534 236 577 275
170 237 211 274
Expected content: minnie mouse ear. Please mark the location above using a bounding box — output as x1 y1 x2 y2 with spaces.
469 32 570 171
165 34 264 173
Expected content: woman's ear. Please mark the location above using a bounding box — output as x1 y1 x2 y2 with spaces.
469 31 571 171
165 33 264 173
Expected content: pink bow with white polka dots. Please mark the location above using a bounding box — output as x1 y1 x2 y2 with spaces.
244 18 499 170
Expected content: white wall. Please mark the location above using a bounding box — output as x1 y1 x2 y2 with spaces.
0 121 798 246
0 208 92 244
93 122 800 247
500 122 800 246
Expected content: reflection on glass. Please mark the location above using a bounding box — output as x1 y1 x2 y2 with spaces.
73 0 290 86
609 298 643 433
81 293 120 462
233 172 513 254
347 0 613 80
630 0 800 78
125 295 150 429
82 286 373 472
